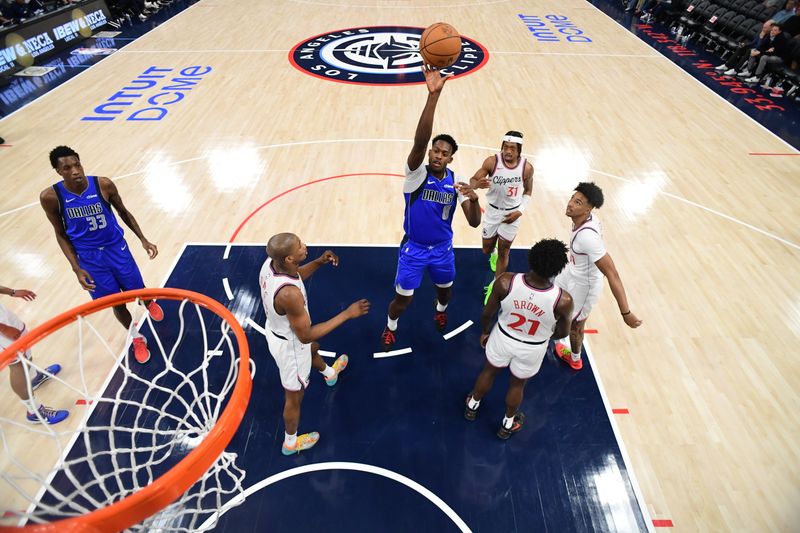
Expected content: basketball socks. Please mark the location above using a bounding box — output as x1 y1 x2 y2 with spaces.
284 432 297 448
502 415 514 429
387 317 398 331
436 301 448 312
571 349 582 363
22 398 38 413
467 396 480 410
320 366 335 379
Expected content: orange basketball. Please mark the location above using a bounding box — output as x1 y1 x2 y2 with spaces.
419 22 462 69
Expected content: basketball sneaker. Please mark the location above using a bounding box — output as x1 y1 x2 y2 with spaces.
26 405 69 425
282 431 319 455
433 300 447 332
381 327 396 351
132 336 150 364
146 300 164 322
483 278 495 305
497 412 525 440
555 342 582 370
31 363 62 391
464 395 478 421
324 354 349 387
488 247 498 273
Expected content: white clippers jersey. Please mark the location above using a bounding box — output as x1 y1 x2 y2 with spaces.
566 214 606 286
497 274 562 344
486 154 526 209
258 257 308 340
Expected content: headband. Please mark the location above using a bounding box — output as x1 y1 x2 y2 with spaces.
502 135 523 144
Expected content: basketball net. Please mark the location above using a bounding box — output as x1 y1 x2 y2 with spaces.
0 288 251 532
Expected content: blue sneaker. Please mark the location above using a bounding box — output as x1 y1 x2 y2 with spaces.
324 354 349 387
31 364 61 391
26 405 69 425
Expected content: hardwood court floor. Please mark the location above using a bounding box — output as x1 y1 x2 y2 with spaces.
0 0 799 531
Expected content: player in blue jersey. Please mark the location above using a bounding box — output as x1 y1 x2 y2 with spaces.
40 146 163 364
380 66 482 351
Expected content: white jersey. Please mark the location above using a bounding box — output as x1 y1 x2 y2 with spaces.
0 303 25 350
485 154 526 210
496 274 562 345
566 214 606 286
258 258 308 340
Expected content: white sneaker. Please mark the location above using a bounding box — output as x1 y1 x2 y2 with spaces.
737 70 751 77
724 68 736 76
744 76 760 83
714 64 727 71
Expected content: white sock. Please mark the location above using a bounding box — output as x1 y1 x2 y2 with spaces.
436 301 448 312
571 350 582 363
23 398 38 413
321 365 335 379
502 415 514 429
284 432 297 448
387 317 398 331
467 396 480 410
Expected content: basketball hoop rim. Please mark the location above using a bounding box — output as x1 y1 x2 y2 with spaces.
0 288 252 533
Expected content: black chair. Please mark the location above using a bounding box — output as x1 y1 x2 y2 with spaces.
700 7 733 46
713 12 746 51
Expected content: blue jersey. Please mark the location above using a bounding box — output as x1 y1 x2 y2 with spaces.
53 176 125 253
402 164 460 246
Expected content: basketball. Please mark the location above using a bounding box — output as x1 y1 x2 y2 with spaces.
419 22 462 69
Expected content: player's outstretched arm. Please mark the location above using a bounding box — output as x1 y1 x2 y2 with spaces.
298 250 339 280
595 254 642 328
479 272 512 347
40 189 96 291
552 290 574 340
407 66 452 171
280 286 370 344
469 156 495 190
456 182 481 227
100 177 158 259
0 286 36 301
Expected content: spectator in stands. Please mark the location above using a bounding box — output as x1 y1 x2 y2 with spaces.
5 0 43 22
741 23 790 82
781 5 800 35
716 21 773 75
770 0 797 24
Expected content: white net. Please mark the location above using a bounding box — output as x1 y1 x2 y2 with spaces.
0 294 249 531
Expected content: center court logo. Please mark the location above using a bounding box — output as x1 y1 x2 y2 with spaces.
289 26 489 85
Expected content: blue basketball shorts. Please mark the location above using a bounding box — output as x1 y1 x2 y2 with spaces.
394 239 456 293
76 240 146 300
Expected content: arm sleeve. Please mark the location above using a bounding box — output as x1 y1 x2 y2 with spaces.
403 162 427 194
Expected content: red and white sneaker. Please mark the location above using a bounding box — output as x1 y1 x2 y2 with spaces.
132 337 150 364
146 301 163 322
555 342 582 370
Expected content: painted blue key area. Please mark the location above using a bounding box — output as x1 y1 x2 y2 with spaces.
79 244 646 532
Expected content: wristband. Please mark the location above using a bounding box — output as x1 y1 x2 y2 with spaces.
518 195 530 213
621 310 631 316
10 289 15 297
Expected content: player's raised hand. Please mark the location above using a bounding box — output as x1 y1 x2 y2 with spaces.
74 268 96 291
142 240 158 259
345 299 370 319
318 250 339 267
422 64 452 94
12 289 37 301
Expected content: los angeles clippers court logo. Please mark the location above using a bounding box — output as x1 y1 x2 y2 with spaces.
289 26 489 85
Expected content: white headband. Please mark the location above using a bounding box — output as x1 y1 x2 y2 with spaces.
502 135 523 144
